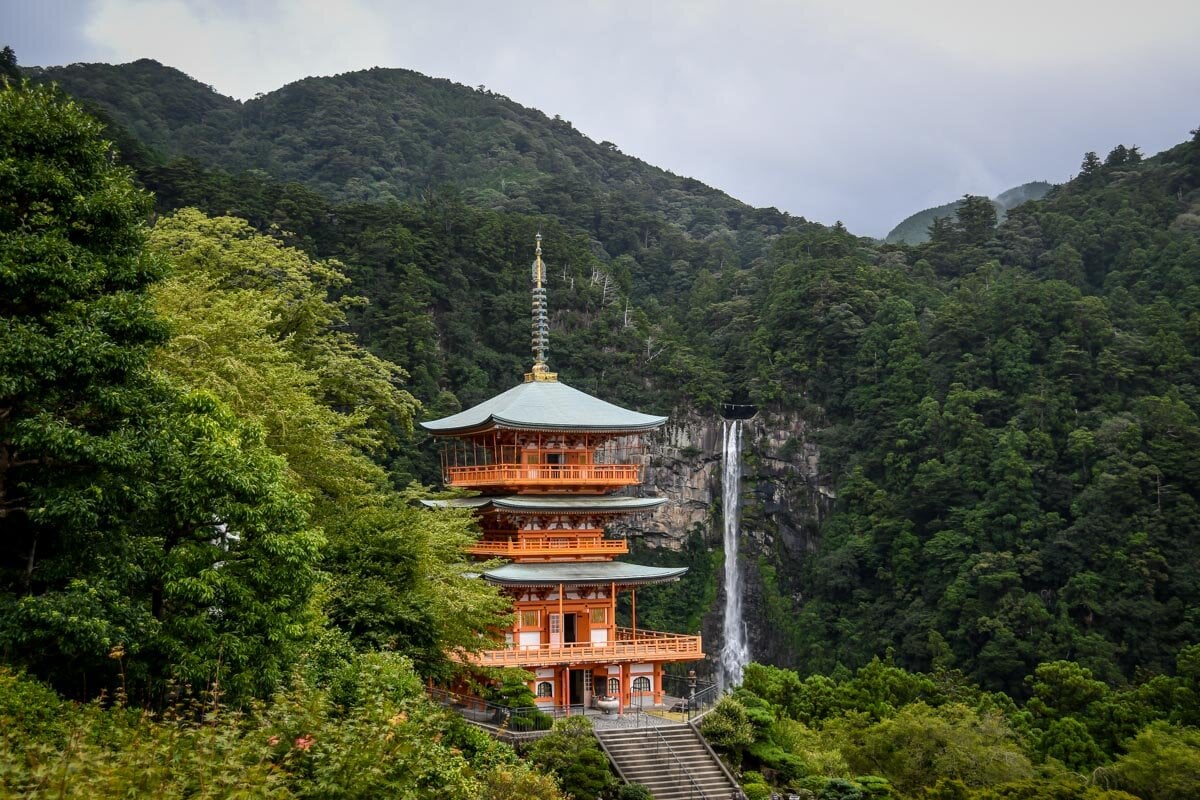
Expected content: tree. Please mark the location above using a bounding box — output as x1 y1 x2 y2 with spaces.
527 716 616 800
0 80 166 583
0 81 166 693
701 696 756 765
1107 723 1200 800
0 81 322 702
146 209 508 676
0 47 18 83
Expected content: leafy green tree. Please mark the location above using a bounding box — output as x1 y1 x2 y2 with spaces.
1039 717 1105 771
700 696 756 765
834 702 1032 796
0 47 19 83
0 80 323 702
527 716 615 800
1107 723 1200 800
145 209 508 675
0 79 165 594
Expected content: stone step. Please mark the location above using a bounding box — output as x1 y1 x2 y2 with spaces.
595 725 739 800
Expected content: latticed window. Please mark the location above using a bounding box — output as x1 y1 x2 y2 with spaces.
590 608 606 624
608 677 620 695
632 676 651 693
536 681 553 698
521 610 539 628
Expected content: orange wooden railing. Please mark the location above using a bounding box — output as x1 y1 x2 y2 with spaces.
446 463 641 488
455 628 703 667
469 537 628 558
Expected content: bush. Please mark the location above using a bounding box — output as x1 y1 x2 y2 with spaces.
616 783 655 800
527 716 615 800
507 710 554 731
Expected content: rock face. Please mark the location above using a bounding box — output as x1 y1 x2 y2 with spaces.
620 409 836 671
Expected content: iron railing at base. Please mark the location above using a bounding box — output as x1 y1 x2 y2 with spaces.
661 673 720 721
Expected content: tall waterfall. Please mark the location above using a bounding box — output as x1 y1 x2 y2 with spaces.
719 419 750 689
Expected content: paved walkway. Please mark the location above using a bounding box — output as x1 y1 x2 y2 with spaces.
587 707 685 730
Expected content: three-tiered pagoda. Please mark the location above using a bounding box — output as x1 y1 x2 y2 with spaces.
421 235 703 712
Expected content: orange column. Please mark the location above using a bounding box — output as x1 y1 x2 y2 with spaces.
621 662 631 713
631 588 637 639
610 582 616 642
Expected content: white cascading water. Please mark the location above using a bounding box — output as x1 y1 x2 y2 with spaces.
719 419 750 690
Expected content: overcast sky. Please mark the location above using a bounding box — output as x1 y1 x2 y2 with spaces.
6 0 1200 237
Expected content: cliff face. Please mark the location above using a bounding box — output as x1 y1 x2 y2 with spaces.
621 409 836 671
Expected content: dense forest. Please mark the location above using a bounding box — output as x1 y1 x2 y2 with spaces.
4 46 1200 797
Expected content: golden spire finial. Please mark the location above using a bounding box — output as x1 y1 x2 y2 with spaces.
525 232 557 382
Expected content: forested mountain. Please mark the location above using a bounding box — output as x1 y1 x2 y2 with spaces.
884 181 1053 244
9 51 1200 797
29 59 797 255
29 57 1200 696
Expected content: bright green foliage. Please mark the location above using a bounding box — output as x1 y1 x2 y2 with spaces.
700 696 756 766
0 656 541 800
0 81 324 703
1105 723 1200 800
148 209 417 466
145 209 509 675
526 716 615 800
481 764 564 800
834 702 1032 795
714 655 1200 798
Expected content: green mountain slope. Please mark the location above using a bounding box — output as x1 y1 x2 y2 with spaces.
30 59 761 238
884 180 1053 244
25 55 1200 695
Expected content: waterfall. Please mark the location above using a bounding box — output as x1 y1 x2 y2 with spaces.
719 419 750 690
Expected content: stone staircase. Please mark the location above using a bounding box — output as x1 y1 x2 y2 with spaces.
595 724 740 800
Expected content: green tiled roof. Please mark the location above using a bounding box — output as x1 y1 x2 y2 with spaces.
481 561 687 586
420 379 667 435
420 495 666 513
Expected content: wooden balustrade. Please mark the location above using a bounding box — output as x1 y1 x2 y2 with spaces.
469 537 628 559
454 629 703 667
445 463 641 489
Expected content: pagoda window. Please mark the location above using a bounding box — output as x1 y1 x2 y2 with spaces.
520 610 540 628
590 608 607 624
632 676 651 693
607 678 620 695
536 681 554 698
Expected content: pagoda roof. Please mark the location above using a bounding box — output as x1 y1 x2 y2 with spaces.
420 495 667 514
481 561 687 587
419 379 667 435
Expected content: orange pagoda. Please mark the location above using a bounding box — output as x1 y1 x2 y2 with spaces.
421 235 703 712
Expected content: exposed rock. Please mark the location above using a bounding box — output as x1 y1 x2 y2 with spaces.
620 409 836 670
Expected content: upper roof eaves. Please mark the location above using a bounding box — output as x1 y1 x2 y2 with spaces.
420 379 667 435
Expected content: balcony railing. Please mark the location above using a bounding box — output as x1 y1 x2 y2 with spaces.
469 536 628 559
455 627 703 667
446 463 641 489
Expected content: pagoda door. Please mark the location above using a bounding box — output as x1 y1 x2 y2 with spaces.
549 613 561 647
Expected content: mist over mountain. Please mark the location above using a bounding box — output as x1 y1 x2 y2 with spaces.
885 181 1054 245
